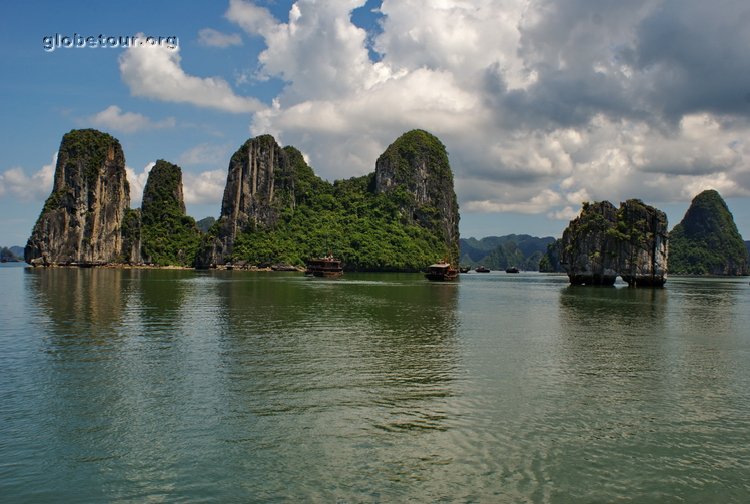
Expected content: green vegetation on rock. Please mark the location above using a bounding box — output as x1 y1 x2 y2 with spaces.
60 129 121 186
227 170 447 271
28 128 460 271
120 208 141 264
140 160 201 266
559 199 668 286
669 190 749 275
375 130 460 265
539 239 564 272
200 130 459 271
26 128 130 266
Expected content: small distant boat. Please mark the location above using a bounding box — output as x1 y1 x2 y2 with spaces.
425 261 459 281
475 266 490 273
305 255 343 278
459 266 470 273
505 266 519 273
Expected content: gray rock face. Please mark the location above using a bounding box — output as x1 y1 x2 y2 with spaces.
560 199 668 287
617 199 669 287
560 201 621 286
374 130 460 265
220 134 289 234
197 135 293 267
25 129 130 265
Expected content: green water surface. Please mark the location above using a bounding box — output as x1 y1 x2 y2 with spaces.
1 264 749 502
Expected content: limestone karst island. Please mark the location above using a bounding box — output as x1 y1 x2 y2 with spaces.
24 129 749 284
25 128 459 272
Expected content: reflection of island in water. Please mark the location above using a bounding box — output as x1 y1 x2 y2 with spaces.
26 268 228 497
219 274 460 428
557 285 668 382
552 278 750 498
557 279 743 420
25 269 464 497
216 274 462 491
559 285 668 334
26 267 125 339
667 277 747 338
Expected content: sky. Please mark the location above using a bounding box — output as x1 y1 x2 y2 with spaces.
2 0 750 247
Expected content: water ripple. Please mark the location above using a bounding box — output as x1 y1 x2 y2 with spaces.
2 269 750 501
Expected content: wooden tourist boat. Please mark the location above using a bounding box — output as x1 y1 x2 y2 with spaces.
305 255 343 278
425 261 459 281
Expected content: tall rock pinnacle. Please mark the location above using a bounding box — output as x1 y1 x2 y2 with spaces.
25 129 130 265
374 130 460 265
196 135 294 266
669 189 749 275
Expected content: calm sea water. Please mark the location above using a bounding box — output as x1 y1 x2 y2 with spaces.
1 263 749 502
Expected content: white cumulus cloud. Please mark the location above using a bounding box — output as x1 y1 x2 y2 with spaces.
221 0 750 222
0 153 56 201
125 162 154 207
183 170 227 204
112 1 750 225
119 32 265 113
88 105 175 133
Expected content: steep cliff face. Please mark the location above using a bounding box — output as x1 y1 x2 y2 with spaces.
616 200 669 286
669 190 749 275
560 201 621 285
374 130 460 264
220 135 291 232
196 135 294 267
25 129 129 265
560 199 668 286
140 160 200 266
